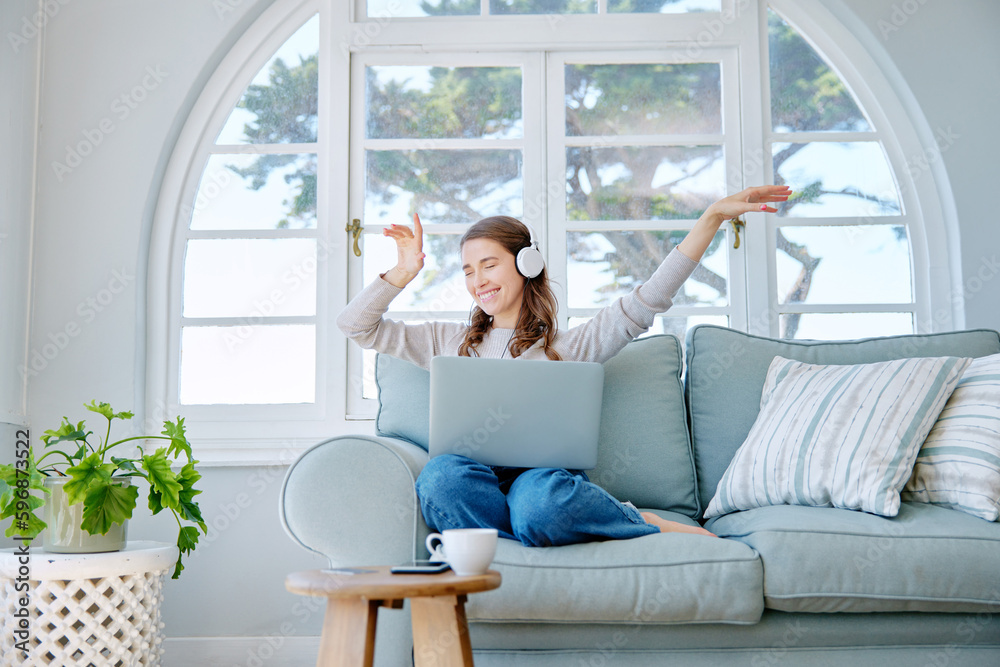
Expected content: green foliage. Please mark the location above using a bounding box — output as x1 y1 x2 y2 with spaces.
487 0 594 15
606 0 689 12
0 402 207 580
64 453 116 506
239 56 318 144
767 10 868 133
228 54 319 229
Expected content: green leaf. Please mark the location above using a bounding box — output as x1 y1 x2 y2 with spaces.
111 457 138 472
142 449 182 510
40 418 89 448
64 453 116 505
176 462 205 527
0 490 45 519
148 486 164 515
178 524 200 552
83 400 133 422
162 418 192 462
80 480 139 535
172 525 202 579
4 507 47 539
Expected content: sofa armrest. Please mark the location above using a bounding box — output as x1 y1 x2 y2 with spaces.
279 435 430 567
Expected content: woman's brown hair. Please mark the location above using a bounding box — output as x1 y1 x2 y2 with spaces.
457 216 561 360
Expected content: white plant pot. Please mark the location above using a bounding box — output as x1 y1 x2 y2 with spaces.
43 476 129 554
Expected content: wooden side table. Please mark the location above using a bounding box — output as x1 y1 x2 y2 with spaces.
285 565 501 667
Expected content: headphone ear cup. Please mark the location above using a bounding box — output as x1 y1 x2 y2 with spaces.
516 245 545 279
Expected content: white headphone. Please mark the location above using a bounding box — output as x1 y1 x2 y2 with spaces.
515 222 545 279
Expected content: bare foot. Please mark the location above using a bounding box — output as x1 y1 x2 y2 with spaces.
641 512 717 537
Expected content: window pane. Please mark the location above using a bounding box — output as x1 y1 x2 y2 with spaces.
566 63 721 135
567 146 724 221
368 0 478 18
774 142 900 217
367 66 522 140
189 154 317 230
490 0 595 15
768 10 869 133
609 0 720 13
216 16 319 144
362 233 474 314
776 225 911 305
183 239 316 318
366 150 523 224
569 315 728 341
362 348 378 400
180 325 315 404
567 230 727 308
780 313 914 340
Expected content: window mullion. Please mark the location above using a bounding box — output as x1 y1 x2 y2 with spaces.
545 51 570 330
209 143 320 154
738 0 773 337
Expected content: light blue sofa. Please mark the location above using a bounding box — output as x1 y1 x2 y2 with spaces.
280 326 1000 666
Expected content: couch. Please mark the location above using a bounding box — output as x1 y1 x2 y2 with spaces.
280 325 1000 666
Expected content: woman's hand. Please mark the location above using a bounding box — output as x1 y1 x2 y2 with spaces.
382 213 426 288
704 185 792 221
677 185 792 262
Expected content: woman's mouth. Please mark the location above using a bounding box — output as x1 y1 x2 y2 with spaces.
478 288 500 303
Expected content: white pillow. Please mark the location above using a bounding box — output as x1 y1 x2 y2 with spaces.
902 353 1000 521
704 355 971 519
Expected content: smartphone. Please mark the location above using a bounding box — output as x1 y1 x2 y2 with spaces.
390 560 451 574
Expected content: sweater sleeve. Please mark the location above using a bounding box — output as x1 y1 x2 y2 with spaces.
335 277 465 370
553 248 699 363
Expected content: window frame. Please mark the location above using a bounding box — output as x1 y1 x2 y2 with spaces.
148 0 335 464
751 3 921 339
148 0 960 464
546 47 748 335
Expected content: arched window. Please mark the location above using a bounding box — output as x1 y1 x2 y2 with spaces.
149 0 957 462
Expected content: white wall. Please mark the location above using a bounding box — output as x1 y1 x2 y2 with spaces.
3 0 327 657
0 0 39 552
3 0 998 661
834 0 1000 332
1 0 37 422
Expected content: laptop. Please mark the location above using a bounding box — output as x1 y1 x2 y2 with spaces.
428 356 605 470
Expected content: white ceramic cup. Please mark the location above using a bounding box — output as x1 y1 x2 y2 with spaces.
425 528 499 576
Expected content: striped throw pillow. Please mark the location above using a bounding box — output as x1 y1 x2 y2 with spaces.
902 353 1000 520
704 355 971 519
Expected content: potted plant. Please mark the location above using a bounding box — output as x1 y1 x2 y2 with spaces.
0 400 207 579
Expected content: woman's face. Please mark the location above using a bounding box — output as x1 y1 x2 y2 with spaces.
461 238 526 329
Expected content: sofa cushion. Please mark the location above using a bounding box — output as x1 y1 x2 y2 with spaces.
375 335 700 515
704 355 970 519
375 353 431 447
685 325 1000 515
706 502 1000 613
903 352 1000 520
465 510 763 625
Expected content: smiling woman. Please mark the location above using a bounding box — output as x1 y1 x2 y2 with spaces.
335 186 790 546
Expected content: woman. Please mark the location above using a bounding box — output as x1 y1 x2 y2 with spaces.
338 185 792 547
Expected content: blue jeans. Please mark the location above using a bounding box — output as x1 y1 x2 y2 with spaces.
415 454 659 547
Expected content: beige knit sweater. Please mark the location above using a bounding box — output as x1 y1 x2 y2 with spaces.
337 248 699 369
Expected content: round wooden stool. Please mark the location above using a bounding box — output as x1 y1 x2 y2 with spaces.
285 565 501 667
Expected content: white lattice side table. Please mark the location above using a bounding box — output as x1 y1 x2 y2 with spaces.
0 540 178 667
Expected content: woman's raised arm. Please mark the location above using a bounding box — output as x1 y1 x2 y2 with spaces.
677 185 792 262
